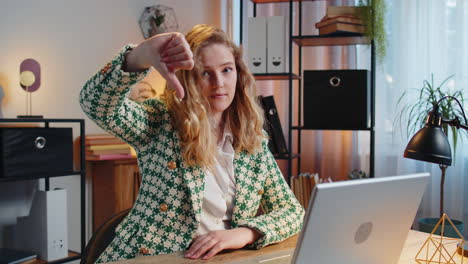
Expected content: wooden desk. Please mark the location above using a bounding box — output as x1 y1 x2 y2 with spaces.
105 230 467 264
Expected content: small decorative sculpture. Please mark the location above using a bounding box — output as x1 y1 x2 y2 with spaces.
18 58 42 118
415 213 466 264
139 5 178 39
348 169 368 180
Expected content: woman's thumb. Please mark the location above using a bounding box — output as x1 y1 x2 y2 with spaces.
166 73 185 99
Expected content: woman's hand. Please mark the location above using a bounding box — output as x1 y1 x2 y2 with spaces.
124 32 194 99
185 227 262 260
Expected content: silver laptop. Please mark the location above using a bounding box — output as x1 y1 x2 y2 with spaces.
258 173 430 264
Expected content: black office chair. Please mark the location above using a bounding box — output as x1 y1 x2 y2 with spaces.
80 208 131 264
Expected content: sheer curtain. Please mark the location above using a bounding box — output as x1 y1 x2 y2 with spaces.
376 0 468 235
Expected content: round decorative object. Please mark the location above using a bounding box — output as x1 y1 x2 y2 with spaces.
20 71 35 87
139 5 178 39
18 58 43 118
19 58 41 92
348 169 367 179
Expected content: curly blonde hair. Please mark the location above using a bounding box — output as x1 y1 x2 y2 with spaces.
163 24 265 168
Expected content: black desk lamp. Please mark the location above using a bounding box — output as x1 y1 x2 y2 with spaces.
404 96 468 217
403 96 468 258
404 96 468 165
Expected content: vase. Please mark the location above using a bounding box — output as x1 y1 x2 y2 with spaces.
418 217 464 238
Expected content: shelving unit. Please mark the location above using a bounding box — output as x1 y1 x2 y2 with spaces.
241 0 375 182
0 118 85 264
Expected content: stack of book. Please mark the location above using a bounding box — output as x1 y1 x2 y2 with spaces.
291 173 332 209
315 6 365 36
85 134 135 160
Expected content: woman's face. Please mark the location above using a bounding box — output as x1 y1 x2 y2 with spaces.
197 43 237 119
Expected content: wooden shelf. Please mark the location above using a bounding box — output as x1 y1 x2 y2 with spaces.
292 126 372 131
0 171 83 182
254 73 301 80
0 118 84 123
292 35 371 46
33 251 80 264
85 157 137 162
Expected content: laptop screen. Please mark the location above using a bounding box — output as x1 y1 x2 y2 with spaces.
291 173 429 264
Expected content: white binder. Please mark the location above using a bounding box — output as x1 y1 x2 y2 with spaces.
247 17 267 74
267 16 289 73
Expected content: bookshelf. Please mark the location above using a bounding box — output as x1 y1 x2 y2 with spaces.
0 118 85 264
241 0 376 184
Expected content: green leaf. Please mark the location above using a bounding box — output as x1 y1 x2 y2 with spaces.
451 126 458 161
357 0 387 63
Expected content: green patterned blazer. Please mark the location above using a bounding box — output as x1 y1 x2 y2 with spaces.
79 45 304 263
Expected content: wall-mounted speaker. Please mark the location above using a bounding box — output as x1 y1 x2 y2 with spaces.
303 70 370 130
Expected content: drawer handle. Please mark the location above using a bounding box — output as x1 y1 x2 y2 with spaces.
34 136 46 149
329 76 341 87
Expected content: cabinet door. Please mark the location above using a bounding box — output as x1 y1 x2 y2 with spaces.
113 160 140 212
89 159 140 232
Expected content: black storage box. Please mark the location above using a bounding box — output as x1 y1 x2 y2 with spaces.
303 70 370 130
0 127 73 178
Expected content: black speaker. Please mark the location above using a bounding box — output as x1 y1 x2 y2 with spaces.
260 96 288 156
303 70 370 130
0 127 73 178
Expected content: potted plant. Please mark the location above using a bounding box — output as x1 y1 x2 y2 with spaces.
357 0 387 62
396 74 467 237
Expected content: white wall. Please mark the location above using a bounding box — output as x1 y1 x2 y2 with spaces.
0 0 221 254
0 0 220 132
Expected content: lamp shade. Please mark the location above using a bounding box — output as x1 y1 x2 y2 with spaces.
404 124 452 166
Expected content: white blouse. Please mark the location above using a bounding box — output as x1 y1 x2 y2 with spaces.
196 125 236 236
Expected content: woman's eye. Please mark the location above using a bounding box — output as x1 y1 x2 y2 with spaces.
201 71 210 77
223 67 233 73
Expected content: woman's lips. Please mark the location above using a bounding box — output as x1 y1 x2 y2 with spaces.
210 93 227 99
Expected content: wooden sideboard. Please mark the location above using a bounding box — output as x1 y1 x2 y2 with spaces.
86 158 141 232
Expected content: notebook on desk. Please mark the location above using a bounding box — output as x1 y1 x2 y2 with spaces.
258 173 430 264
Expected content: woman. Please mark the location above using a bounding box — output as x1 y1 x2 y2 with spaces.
80 24 304 263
